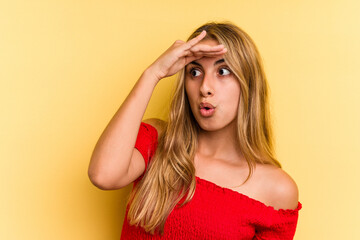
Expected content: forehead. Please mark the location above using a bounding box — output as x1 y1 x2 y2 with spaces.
185 38 226 69
187 57 225 68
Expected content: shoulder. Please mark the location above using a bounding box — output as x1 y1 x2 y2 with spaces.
255 164 299 210
142 118 167 139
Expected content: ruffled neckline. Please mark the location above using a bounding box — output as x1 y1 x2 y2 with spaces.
195 176 302 215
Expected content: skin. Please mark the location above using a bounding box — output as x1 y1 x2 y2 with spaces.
184 39 253 193
145 32 299 210
184 39 244 166
147 30 227 81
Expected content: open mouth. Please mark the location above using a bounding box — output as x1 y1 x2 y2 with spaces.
200 107 215 117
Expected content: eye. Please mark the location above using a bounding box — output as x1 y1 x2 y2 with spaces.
190 69 201 77
219 68 231 76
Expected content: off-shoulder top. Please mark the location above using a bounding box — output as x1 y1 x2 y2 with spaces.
120 122 302 239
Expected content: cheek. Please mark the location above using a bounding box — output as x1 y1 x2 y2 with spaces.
185 79 196 101
184 77 190 91
185 82 194 112
223 84 240 113
184 81 190 101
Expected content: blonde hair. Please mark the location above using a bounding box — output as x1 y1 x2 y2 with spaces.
125 21 281 236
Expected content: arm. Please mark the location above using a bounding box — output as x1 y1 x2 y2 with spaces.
87 30 226 190
253 207 301 240
88 70 158 190
254 168 301 239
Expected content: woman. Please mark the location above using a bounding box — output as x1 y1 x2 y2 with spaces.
88 21 302 239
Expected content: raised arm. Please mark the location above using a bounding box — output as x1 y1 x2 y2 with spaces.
87 30 227 190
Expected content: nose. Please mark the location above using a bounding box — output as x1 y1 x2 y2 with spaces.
199 73 214 97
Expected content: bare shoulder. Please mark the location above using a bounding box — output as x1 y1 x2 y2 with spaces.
255 164 299 210
142 118 167 138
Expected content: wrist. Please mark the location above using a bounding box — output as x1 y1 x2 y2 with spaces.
140 67 161 87
143 64 163 83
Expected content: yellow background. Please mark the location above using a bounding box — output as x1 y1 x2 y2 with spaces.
1 0 359 239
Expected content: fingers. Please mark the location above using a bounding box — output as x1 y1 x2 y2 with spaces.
180 44 226 57
188 40 226 56
178 30 227 59
184 55 203 66
182 49 227 69
196 49 227 57
190 43 224 52
183 30 207 50
183 47 227 66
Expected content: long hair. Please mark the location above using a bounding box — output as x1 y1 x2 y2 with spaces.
125 21 281 236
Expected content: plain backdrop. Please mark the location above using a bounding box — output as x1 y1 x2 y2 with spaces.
1 0 359 239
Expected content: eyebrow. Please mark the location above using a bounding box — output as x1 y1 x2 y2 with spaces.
187 58 225 67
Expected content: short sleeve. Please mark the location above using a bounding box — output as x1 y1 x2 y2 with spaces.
253 202 302 240
134 122 158 177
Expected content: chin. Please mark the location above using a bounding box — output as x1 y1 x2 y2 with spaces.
196 117 236 132
196 118 221 131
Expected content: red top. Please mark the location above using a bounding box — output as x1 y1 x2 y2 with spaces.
120 122 302 240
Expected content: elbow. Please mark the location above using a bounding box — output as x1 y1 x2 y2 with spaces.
87 159 110 190
88 170 124 190
88 170 112 190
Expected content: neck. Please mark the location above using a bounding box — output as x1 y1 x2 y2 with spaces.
196 121 244 164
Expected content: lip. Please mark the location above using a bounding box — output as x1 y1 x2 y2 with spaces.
199 102 215 109
199 107 215 117
199 102 216 117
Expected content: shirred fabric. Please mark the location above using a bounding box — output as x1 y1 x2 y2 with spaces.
133 122 158 178
121 122 302 240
